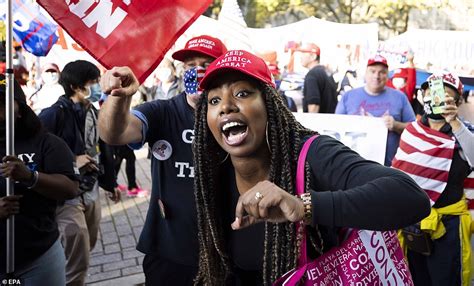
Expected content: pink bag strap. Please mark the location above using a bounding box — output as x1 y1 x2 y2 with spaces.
295 135 318 267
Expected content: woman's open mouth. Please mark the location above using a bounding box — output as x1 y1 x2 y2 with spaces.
221 121 248 146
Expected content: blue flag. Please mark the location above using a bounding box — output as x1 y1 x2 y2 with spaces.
0 0 58 56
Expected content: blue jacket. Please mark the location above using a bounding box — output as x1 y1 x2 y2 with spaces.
38 95 87 156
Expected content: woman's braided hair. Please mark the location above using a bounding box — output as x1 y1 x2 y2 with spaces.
193 82 316 285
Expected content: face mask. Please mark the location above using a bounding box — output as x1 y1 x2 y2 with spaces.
183 66 206 96
156 68 172 83
85 83 101 102
42 72 59 85
423 98 444 120
392 77 406 89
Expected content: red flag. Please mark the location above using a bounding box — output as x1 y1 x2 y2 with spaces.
37 0 212 82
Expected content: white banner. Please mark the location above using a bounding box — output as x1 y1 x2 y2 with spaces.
380 29 474 73
293 113 387 165
247 17 378 72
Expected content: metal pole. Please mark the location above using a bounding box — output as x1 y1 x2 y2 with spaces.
5 0 16 275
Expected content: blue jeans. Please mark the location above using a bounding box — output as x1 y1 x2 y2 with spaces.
1 239 66 286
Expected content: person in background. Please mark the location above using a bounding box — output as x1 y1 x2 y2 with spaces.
138 58 182 102
386 52 421 116
269 63 297 112
191 49 430 285
0 75 79 285
114 145 148 197
98 35 227 285
39 60 119 285
299 43 338 113
336 55 416 166
29 63 65 114
393 72 474 286
387 52 416 103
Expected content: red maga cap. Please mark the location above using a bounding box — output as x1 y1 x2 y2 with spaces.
200 50 275 90
367 55 388 68
172 35 227 62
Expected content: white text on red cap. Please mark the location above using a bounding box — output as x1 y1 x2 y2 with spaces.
187 38 216 50
216 51 252 68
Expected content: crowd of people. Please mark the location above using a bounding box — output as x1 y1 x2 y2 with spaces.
0 32 473 286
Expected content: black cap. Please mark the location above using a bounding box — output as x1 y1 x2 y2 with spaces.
0 74 27 104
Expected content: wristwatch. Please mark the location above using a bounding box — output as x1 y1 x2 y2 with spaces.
298 192 312 225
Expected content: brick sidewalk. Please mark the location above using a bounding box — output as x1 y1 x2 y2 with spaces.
86 147 150 285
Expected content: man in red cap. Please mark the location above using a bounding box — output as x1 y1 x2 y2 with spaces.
335 55 415 166
98 35 227 285
299 43 338 113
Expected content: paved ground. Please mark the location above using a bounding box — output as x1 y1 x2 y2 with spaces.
86 147 150 286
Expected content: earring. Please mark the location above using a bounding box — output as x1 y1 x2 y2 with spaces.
266 122 271 153
220 152 229 165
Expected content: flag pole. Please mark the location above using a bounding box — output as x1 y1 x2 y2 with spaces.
5 0 16 275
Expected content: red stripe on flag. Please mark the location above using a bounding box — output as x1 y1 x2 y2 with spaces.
468 199 474 210
425 189 441 203
411 121 454 140
392 159 449 182
399 140 454 159
405 123 453 148
465 178 474 189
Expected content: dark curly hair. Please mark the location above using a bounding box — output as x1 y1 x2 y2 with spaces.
193 81 317 285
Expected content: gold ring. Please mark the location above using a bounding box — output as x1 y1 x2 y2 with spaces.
255 191 264 201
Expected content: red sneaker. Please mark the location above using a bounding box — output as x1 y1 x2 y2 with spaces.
128 187 149 198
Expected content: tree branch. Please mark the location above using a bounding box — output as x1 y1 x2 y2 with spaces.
324 0 341 22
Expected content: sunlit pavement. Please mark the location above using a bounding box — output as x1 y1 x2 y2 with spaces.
86 147 150 285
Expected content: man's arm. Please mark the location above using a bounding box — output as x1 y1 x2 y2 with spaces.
384 90 416 134
98 67 143 145
383 112 410 135
391 121 408 134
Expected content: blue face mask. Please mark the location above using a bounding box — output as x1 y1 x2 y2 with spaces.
86 83 102 102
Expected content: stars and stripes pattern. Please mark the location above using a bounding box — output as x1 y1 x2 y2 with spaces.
392 121 456 206
183 66 206 95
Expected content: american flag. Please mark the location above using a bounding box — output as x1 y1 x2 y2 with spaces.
184 66 206 95
392 121 456 206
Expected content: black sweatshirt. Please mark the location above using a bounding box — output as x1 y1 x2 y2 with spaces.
225 135 431 283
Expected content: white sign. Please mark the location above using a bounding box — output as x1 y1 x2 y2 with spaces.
381 29 474 73
293 113 388 165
